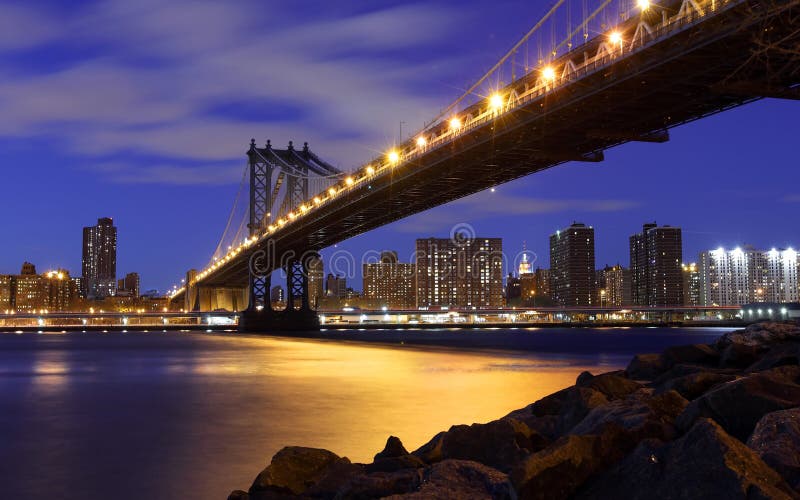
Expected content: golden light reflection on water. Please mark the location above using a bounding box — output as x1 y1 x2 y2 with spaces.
196 335 621 464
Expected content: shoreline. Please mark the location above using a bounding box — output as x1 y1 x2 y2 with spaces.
229 321 800 499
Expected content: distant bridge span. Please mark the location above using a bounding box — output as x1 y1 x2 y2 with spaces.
170 0 800 330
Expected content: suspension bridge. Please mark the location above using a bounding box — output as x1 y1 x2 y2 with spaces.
167 0 800 331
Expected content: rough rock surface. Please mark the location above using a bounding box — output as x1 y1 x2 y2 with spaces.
576 418 796 499
230 321 800 500
747 408 800 491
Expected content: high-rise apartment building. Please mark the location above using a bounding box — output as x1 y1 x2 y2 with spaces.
601 264 630 306
0 275 12 312
415 237 503 308
308 257 324 309
629 223 683 306
82 217 117 299
682 263 702 306
117 272 141 298
519 267 551 305
13 262 43 312
700 247 799 305
325 274 347 299
550 223 595 306
43 270 74 311
363 251 416 309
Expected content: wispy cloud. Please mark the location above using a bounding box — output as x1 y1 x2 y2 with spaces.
782 194 800 203
0 1 470 182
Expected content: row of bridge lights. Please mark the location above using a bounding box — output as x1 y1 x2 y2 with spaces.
177 0 659 296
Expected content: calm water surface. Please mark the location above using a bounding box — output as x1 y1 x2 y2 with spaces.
0 328 730 499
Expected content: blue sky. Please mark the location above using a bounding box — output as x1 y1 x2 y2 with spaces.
0 0 798 292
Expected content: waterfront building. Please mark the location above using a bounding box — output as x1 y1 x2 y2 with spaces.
13 263 43 312
601 264 630 307
117 272 140 298
550 223 595 306
505 274 521 305
270 285 285 305
325 274 347 299
43 269 73 311
0 274 12 312
699 246 799 305
82 217 117 299
362 251 416 309
629 223 684 306
72 277 85 300
682 263 702 306
308 257 324 309
415 237 503 308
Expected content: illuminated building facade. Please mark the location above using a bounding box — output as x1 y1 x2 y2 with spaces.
325 274 347 299
682 263 702 306
363 251 416 309
629 223 683 306
699 246 798 305
415 237 503 308
82 217 117 299
308 257 324 309
601 264 630 306
43 269 74 311
117 272 140 299
550 223 595 306
0 275 12 312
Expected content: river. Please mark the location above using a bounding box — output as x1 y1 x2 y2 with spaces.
0 327 730 499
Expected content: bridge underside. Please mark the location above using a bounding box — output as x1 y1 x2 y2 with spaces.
174 0 800 327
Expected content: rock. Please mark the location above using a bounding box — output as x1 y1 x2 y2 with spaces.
576 419 796 500
510 423 635 500
304 459 365 497
719 342 763 368
747 342 800 372
249 446 345 496
385 460 514 499
366 454 426 474
227 491 249 500
375 436 409 460
412 418 542 472
625 353 666 380
572 390 688 443
575 371 643 400
747 408 800 491
657 370 738 400
676 365 800 441
660 343 719 369
716 321 800 349
529 386 609 438
338 468 423 499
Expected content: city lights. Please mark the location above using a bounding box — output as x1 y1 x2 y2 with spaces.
489 93 503 110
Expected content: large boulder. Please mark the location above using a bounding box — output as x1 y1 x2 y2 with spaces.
572 390 688 442
747 408 800 491
338 468 423 499
676 365 800 441
747 342 800 372
524 386 609 438
625 353 666 380
249 446 348 496
716 321 800 349
411 418 543 472
576 419 796 499
385 460 515 499
656 370 739 400
575 371 643 400
367 436 425 473
660 343 719 369
510 423 635 500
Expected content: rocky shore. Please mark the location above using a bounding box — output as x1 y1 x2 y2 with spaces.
229 322 800 499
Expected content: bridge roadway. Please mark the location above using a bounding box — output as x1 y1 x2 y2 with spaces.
173 0 800 303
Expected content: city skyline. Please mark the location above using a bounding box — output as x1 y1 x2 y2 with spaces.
0 2 798 292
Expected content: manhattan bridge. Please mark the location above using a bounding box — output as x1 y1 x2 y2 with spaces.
166 0 800 331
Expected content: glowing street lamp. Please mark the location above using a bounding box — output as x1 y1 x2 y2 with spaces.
416 136 427 148
387 150 400 164
328 187 337 196
365 165 375 175
542 66 556 81
449 117 462 131
345 176 354 186
637 0 651 10
609 31 623 46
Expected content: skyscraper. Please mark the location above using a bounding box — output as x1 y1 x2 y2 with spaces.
700 246 798 305
308 257 324 309
363 251 416 309
82 217 117 300
629 223 683 306
550 223 595 306
415 237 503 308
682 263 702 306
601 264 631 306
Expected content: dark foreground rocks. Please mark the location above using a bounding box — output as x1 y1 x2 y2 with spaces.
230 321 800 499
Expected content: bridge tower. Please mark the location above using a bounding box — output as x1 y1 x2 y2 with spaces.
238 139 340 333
